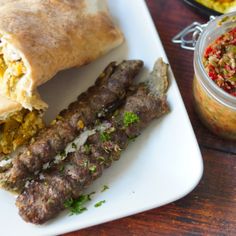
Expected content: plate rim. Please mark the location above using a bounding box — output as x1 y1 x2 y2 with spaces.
43 0 204 233
0 0 204 235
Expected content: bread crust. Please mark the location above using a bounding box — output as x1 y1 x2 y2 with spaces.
0 96 21 120
0 0 123 111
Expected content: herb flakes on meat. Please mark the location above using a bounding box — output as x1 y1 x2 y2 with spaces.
16 58 169 224
0 60 143 192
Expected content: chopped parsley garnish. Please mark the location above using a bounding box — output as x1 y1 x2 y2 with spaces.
87 191 96 201
100 131 111 142
80 159 88 168
89 164 97 173
97 156 105 165
64 196 88 215
64 198 74 208
128 134 139 142
3 156 10 161
95 119 101 126
72 143 77 149
107 126 116 133
59 165 65 173
94 200 106 208
101 185 109 192
64 193 94 215
60 150 66 158
123 111 139 127
113 110 119 117
84 144 91 154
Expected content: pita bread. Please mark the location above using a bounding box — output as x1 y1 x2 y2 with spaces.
0 0 123 112
0 96 21 121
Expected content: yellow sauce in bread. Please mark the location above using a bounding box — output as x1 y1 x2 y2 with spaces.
0 54 26 96
0 109 44 154
0 49 45 154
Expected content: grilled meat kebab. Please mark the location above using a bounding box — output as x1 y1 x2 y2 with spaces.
16 59 169 224
0 60 143 192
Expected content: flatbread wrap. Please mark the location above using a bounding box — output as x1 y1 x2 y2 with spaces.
0 0 123 109
0 0 124 155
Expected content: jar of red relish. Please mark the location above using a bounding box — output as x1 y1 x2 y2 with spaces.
174 13 236 140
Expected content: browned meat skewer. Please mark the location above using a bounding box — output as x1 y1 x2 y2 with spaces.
0 60 143 192
16 59 169 224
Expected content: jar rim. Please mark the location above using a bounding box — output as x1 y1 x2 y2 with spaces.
195 12 236 109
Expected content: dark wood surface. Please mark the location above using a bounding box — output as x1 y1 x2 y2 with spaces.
63 1 236 235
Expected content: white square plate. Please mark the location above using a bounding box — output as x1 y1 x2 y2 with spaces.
0 0 203 235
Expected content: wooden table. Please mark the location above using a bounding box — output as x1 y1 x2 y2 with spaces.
64 1 236 235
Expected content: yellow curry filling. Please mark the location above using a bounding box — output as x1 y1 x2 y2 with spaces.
0 109 44 155
0 52 45 155
0 54 26 97
196 0 236 13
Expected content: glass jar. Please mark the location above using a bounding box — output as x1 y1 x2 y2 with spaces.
193 13 236 140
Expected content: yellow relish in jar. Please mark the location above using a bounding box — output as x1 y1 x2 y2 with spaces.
203 27 236 97
193 13 236 140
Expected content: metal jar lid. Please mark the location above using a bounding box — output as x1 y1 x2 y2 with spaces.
172 16 216 50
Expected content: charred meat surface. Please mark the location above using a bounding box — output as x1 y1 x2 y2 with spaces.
0 60 143 192
16 59 169 224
